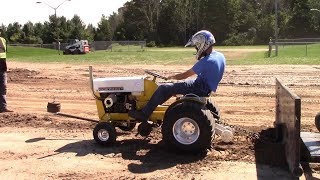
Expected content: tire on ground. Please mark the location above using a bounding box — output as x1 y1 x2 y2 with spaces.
162 101 215 153
93 122 117 146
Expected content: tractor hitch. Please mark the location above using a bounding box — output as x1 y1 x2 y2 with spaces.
47 101 99 123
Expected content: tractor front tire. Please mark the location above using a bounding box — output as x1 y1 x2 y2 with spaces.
162 102 215 153
93 122 117 146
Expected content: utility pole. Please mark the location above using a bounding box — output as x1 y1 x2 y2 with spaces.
275 0 279 56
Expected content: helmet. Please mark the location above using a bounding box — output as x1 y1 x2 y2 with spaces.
185 30 216 60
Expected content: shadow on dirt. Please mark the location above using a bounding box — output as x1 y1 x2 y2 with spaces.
28 137 206 174
254 128 296 180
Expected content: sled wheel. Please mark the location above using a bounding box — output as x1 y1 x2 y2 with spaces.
162 102 215 153
206 98 220 119
315 112 320 132
117 122 136 131
93 122 117 146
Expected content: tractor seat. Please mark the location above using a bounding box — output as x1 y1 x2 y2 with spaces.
176 92 212 99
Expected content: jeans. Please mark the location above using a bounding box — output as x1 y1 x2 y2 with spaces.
142 77 211 117
0 71 7 110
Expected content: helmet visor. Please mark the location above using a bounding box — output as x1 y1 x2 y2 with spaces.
184 38 193 47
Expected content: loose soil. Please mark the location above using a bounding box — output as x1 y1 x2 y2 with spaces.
1 60 320 179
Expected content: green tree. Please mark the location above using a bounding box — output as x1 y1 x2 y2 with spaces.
95 15 112 41
308 0 320 34
22 21 42 44
119 0 148 40
109 12 124 39
0 24 8 40
117 0 161 41
34 22 45 42
286 0 313 37
69 15 86 40
41 21 53 44
58 16 70 42
157 0 184 45
84 24 95 42
6 22 23 43
44 15 58 43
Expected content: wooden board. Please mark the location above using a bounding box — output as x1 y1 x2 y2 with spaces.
275 78 303 177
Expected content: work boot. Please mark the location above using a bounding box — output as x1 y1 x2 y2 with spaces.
128 110 148 122
137 121 153 137
0 108 13 113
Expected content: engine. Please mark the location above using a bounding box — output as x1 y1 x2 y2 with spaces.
92 76 144 113
100 93 136 113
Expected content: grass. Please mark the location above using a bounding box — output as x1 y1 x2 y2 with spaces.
227 43 320 65
6 45 320 65
7 46 199 65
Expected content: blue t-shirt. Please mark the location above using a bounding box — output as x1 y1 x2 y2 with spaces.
192 51 226 92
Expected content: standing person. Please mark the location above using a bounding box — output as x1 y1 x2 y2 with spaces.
0 27 13 113
129 30 225 122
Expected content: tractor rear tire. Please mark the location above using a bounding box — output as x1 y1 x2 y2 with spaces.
93 122 117 146
206 98 220 119
162 102 215 153
315 112 320 132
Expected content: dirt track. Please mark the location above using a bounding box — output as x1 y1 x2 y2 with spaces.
1 61 320 179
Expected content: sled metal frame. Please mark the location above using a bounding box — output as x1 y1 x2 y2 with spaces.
275 78 303 177
300 132 320 162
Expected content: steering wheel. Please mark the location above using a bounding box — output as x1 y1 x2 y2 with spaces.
144 70 168 80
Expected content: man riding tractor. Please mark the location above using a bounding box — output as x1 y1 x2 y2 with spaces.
128 30 226 131
90 30 229 153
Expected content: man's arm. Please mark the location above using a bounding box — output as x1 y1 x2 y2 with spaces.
167 68 195 80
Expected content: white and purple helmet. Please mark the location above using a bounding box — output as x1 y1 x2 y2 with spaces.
185 30 216 60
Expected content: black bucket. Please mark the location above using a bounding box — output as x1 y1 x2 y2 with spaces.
47 102 61 113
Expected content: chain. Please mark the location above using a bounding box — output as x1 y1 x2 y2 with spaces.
210 111 261 143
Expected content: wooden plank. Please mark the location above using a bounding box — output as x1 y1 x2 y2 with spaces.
275 78 303 177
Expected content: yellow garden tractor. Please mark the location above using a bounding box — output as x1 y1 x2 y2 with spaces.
89 66 234 153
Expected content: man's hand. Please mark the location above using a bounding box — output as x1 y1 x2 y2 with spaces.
167 75 176 80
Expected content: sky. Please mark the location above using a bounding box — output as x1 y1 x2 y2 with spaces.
0 0 130 27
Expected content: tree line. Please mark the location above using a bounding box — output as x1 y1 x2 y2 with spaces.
1 0 320 46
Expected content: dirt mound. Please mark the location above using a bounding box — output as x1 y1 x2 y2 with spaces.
8 68 39 82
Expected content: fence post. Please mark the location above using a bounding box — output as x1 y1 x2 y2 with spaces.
305 43 308 56
268 40 272 57
275 39 279 56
